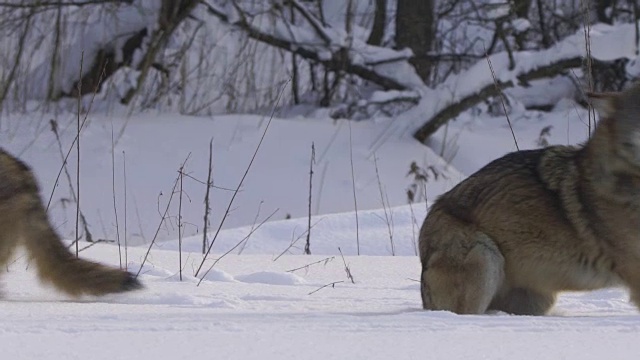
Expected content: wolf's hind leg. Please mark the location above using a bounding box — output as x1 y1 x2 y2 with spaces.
489 288 556 315
421 232 505 314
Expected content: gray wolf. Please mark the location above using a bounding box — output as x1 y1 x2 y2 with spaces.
419 82 640 315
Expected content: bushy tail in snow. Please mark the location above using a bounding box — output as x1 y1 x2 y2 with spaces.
0 148 142 297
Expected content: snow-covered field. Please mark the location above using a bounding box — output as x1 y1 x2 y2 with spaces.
2 217 640 360
0 73 636 360
0 108 461 246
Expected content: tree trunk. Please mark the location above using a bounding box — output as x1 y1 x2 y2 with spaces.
395 0 435 82
121 0 199 104
535 0 553 48
67 28 147 98
512 0 531 49
595 0 616 24
367 0 386 46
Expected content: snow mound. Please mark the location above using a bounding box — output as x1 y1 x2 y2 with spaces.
200 268 237 283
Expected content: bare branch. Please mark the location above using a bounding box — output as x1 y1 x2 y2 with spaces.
288 0 332 45
201 0 410 91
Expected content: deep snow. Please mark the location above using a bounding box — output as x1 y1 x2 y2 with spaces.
0 109 461 247
1 227 639 360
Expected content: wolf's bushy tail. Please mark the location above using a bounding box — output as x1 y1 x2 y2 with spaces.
21 195 141 297
0 148 141 297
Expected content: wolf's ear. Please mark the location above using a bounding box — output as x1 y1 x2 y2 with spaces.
587 92 618 119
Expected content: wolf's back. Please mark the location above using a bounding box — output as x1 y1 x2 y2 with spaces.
428 147 575 229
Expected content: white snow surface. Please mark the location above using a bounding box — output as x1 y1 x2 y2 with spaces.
1 222 639 360
0 109 461 246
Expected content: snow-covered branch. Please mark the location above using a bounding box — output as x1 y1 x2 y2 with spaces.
24 2 159 100
23 0 199 101
413 57 582 142
201 0 422 91
412 22 640 142
288 0 332 45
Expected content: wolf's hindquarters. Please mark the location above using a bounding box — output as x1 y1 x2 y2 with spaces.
20 194 142 297
421 231 505 314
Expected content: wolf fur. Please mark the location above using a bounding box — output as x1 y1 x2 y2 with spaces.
419 82 640 315
0 148 141 297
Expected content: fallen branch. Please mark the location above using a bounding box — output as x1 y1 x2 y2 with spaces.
413 57 583 143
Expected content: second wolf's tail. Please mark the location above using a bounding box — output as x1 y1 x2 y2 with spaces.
21 195 141 297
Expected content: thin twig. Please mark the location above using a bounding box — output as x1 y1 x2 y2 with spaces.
286 256 335 273
238 201 264 255
181 172 234 191
202 138 213 255
273 218 324 261
48 120 94 246
308 281 344 295
197 208 279 285
178 162 185 281
408 202 419 256
77 239 116 253
111 122 122 268
373 154 395 256
634 0 639 56
348 120 360 255
315 162 328 214
123 150 128 270
136 155 191 278
75 50 83 258
304 142 315 255
580 0 594 138
484 48 519 151
338 247 355 284
46 59 108 215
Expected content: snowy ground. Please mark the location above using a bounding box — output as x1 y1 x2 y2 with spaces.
0 108 461 246
1 222 639 360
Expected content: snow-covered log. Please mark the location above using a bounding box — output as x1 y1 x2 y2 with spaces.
412 22 640 142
